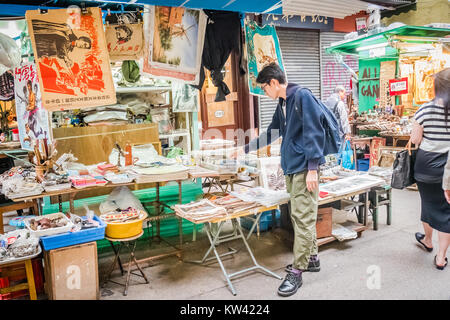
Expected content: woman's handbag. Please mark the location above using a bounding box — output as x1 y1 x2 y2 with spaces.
391 140 417 189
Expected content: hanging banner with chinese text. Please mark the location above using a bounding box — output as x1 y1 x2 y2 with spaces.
14 63 51 151
245 20 286 96
262 14 333 31
143 6 207 85
26 7 116 111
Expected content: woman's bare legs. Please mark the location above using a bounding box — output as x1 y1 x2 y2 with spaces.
422 222 434 248
436 231 450 266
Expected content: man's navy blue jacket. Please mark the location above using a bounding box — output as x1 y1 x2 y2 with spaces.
245 83 326 175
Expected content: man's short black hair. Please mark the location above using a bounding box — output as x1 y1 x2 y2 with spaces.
78 36 92 49
256 62 286 85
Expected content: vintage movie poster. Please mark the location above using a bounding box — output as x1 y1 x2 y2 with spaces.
14 63 51 151
105 11 144 61
244 19 286 96
26 7 116 111
143 6 206 85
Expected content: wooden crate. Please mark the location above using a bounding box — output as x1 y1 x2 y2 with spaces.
44 242 99 300
316 207 332 239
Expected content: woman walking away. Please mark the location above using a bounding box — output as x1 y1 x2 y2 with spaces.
411 67 450 270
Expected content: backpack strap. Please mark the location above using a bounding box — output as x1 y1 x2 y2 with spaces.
333 100 341 121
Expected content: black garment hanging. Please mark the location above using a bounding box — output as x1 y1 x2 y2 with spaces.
193 10 244 102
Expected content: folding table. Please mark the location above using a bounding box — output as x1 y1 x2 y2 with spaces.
177 205 283 296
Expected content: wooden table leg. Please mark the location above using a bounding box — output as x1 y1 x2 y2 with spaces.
24 259 37 300
69 192 76 214
58 195 63 213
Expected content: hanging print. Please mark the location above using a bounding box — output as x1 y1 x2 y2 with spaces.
171 80 199 112
26 7 116 111
14 63 51 151
244 19 286 96
143 6 206 85
105 11 144 61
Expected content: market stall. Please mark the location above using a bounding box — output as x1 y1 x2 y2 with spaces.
328 25 450 160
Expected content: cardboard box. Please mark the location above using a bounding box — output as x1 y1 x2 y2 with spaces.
316 207 332 239
44 242 99 300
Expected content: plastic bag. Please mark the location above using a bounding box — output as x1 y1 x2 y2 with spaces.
0 33 21 75
99 186 147 214
341 140 354 170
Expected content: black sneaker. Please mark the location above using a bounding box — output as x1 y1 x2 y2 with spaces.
285 259 321 273
277 271 302 297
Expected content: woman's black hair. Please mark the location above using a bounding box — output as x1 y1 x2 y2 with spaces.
434 68 450 127
256 62 286 85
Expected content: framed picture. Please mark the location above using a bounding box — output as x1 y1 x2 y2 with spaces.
143 6 207 85
258 156 286 191
377 146 405 168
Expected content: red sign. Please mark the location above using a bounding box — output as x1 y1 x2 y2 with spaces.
389 78 408 95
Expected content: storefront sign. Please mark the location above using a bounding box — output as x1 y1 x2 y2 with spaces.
389 77 408 95
262 14 333 31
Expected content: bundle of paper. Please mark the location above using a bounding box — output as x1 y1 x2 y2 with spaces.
173 199 228 222
211 195 259 214
231 187 290 207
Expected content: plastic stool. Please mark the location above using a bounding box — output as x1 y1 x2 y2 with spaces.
369 186 392 230
102 231 149 296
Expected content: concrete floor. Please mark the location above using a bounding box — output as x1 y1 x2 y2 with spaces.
97 188 450 300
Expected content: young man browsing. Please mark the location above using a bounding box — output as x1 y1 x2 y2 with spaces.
231 62 328 297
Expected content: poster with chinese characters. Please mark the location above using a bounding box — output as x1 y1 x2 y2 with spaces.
105 11 144 61
244 19 286 96
26 7 116 111
14 63 51 151
143 6 207 85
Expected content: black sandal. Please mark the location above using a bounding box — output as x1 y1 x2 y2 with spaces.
434 255 448 270
415 232 433 252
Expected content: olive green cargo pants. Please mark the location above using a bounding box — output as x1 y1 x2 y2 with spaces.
285 170 319 270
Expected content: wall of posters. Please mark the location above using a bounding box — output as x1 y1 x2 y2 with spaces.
244 19 286 96
143 6 207 85
14 63 50 151
26 7 116 111
105 12 144 61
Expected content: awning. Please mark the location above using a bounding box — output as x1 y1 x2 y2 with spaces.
326 25 450 55
0 0 283 17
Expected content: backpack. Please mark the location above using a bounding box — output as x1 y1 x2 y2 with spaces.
293 87 342 156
